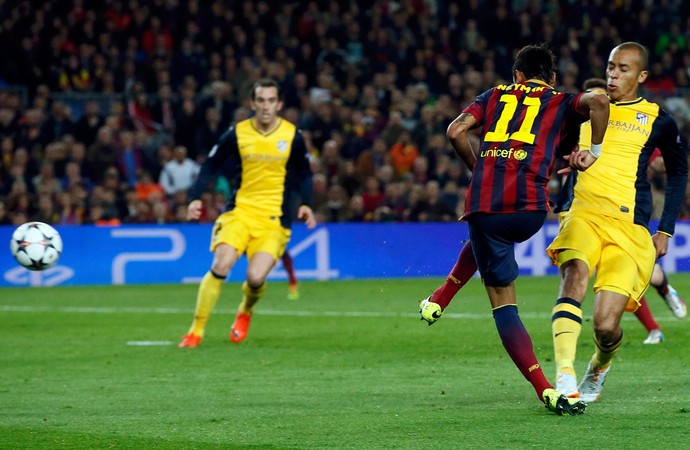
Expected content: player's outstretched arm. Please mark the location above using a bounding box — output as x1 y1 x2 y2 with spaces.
581 91 610 151
559 92 610 174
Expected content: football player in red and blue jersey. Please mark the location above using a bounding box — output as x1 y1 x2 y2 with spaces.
420 43 610 415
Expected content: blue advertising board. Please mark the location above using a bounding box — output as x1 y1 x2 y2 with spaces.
2 221 690 287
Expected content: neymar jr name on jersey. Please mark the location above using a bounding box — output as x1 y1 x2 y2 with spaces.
495 83 559 95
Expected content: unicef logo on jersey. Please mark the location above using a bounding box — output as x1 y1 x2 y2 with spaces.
277 140 288 152
480 147 529 161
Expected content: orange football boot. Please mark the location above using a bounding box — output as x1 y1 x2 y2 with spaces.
230 312 252 343
178 333 202 348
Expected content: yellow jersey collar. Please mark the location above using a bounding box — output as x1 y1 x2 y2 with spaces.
524 79 553 89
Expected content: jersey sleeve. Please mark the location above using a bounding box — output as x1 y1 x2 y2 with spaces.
190 126 240 200
286 130 313 206
461 88 493 127
653 110 688 236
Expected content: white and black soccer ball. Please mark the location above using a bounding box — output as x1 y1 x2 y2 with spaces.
10 222 63 271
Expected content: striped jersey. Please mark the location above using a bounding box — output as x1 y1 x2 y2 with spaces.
462 80 588 217
192 118 313 228
573 97 687 235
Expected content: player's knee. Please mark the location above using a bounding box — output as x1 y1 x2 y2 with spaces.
593 322 621 345
210 260 232 277
245 270 267 288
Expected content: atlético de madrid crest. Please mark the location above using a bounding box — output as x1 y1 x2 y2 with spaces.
636 112 648 125
277 140 288 152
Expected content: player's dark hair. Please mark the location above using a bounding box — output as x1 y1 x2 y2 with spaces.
614 42 649 71
512 43 557 83
583 78 607 91
251 78 282 100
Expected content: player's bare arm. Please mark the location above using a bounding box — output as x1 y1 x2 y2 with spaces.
560 91 610 174
447 113 478 171
652 232 670 258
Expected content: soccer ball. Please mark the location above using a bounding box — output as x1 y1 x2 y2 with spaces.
10 222 63 271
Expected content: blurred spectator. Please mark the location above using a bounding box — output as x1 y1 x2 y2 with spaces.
57 190 85 225
388 130 419 178
173 91 200 158
74 100 105 148
61 160 93 194
0 200 11 225
360 175 384 215
308 102 342 151
17 108 45 152
0 108 19 142
317 184 349 222
310 173 329 214
407 180 457 222
32 161 62 196
128 91 157 135
379 110 406 149
159 145 200 197
376 181 408 222
135 170 165 202
31 194 58 224
199 81 237 128
116 130 145 187
41 101 75 146
150 84 178 135
355 137 388 182
194 106 225 160
59 54 92 92
319 139 342 179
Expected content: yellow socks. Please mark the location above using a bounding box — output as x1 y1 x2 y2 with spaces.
238 281 266 314
551 297 583 374
188 271 225 337
590 331 623 370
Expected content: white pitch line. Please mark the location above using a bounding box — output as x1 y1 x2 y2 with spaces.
126 340 175 346
0 304 655 321
0 304 504 319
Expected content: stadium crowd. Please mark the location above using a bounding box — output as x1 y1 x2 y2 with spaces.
0 0 689 226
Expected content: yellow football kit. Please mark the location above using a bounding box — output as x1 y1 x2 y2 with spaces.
194 118 313 259
548 97 687 310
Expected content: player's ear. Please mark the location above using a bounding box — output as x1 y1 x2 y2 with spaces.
513 70 526 83
638 70 648 84
549 73 557 86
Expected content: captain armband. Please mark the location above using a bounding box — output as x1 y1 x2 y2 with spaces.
589 143 602 158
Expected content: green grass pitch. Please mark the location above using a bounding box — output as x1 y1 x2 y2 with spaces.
1 275 689 449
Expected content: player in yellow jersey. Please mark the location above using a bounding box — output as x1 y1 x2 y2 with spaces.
561 78 687 346
547 43 688 401
179 78 316 348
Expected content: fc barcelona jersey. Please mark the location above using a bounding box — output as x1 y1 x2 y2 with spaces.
462 80 588 217
193 118 312 228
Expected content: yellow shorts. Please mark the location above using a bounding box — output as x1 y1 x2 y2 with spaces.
546 210 656 312
211 211 291 260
